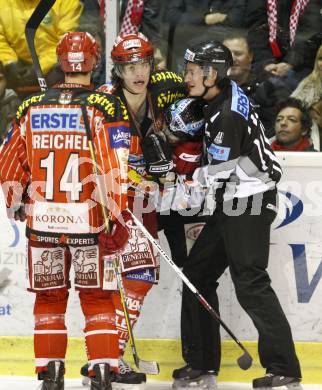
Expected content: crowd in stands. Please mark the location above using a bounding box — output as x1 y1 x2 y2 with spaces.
0 0 321 151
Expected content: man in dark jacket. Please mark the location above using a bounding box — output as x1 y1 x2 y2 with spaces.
245 0 321 77
223 33 292 137
164 0 247 70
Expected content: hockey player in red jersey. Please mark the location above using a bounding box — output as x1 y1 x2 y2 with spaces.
0 32 133 390
80 33 187 387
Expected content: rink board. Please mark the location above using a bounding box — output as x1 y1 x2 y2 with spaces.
1 152 322 382
0 336 322 384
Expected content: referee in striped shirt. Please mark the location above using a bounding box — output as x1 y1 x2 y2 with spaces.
172 41 302 390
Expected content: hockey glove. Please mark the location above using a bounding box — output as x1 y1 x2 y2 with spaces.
140 132 173 177
173 141 203 176
99 210 133 255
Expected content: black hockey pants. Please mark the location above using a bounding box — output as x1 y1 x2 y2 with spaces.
181 190 301 378
157 210 209 268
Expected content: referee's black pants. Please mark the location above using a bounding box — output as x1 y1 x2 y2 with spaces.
181 191 301 378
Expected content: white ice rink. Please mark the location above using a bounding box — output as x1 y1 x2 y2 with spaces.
0 377 321 390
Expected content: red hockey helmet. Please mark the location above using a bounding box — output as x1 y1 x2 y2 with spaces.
111 32 154 69
56 32 100 73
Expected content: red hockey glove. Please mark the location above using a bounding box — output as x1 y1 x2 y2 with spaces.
173 141 203 175
99 210 132 255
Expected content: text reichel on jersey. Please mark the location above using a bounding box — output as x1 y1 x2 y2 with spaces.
0 87 130 242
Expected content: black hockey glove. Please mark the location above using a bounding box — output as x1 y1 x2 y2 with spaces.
140 133 174 177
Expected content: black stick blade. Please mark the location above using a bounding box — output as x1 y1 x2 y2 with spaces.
237 351 253 370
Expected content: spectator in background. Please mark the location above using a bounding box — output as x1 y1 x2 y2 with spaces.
306 95 322 151
291 44 322 149
120 0 145 35
0 62 19 144
223 33 291 137
0 0 83 99
309 96 322 135
167 0 246 32
271 98 315 151
245 0 321 81
120 0 166 68
291 44 322 108
165 0 246 70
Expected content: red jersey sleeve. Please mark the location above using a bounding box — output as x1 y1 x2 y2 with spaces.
93 110 130 222
0 119 30 215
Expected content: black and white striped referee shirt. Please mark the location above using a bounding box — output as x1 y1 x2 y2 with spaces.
194 80 282 203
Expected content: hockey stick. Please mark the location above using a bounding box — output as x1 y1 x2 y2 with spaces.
114 254 160 375
81 107 159 375
25 0 56 91
128 210 253 371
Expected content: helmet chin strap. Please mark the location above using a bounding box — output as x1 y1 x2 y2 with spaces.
200 77 216 98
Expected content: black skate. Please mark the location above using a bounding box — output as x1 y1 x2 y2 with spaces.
38 360 64 390
172 365 217 390
253 373 303 389
113 358 147 390
81 363 90 386
90 363 112 390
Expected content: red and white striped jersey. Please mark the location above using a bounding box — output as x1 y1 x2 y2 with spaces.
0 84 130 242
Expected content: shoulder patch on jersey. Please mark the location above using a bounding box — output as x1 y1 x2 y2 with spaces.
87 93 115 116
208 143 231 161
108 126 131 149
230 81 249 120
86 93 129 121
16 93 45 120
149 70 187 111
150 70 184 85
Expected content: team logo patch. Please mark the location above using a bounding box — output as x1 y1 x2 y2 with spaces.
41 13 53 25
58 91 73 105
121 224 157 272
31 247 65 290
71 246 100 288
108 126 131 149
208 143 231 161
184 49 195 62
